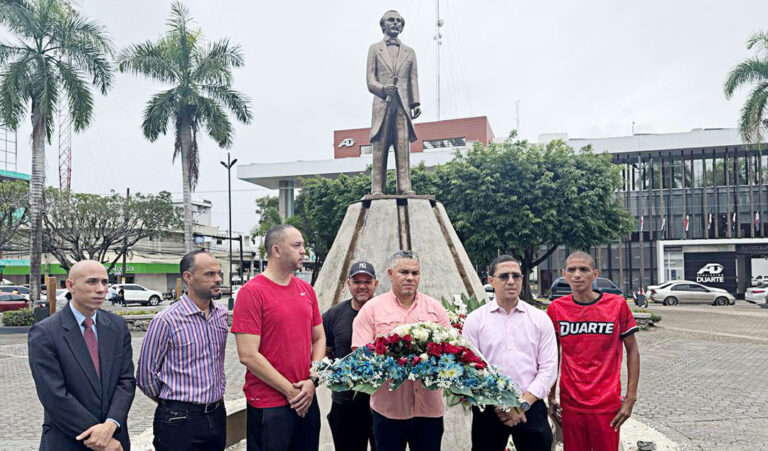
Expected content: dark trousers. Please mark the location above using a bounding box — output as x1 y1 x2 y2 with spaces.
327 402 376 451
247 397 320 451
471 400 552 451
153 400 227 451
371 410 443 451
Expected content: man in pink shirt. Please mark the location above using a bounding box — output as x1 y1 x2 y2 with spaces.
462 255 558 451
352 250 450 451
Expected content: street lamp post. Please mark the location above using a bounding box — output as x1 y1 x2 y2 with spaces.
220 152 238 310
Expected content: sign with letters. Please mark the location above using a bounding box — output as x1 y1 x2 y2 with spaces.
683 252 736 294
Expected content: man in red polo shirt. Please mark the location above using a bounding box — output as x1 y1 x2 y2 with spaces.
232 224 325 451
547 251 640 451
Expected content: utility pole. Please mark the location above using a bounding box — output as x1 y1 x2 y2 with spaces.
122 187 129 283
220 152 237 310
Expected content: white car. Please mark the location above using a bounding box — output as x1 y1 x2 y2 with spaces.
745 283 768 304
111 283 163 306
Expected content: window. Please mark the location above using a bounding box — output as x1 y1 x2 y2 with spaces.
671 284 691 291
688 284 708 292
597 279 616 289
360 145 372 155
423 137 466 150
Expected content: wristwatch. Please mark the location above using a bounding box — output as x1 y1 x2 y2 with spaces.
519 401 531 412
308 375 319 387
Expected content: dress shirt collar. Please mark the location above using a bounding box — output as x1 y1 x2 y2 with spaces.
69 299 97 326
384 37 401 46
178 293 220 317
391 290 420 310
488 298 527 314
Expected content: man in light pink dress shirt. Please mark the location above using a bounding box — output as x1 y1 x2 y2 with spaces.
462 255 558 451
352 250 450 451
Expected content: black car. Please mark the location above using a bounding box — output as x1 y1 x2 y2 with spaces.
548 277 624 300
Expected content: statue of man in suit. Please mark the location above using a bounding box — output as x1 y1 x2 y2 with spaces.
367 10 421 195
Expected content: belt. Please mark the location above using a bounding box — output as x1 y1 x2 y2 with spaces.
159 398 223 414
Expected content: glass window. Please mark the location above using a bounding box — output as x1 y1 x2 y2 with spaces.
671 284 691 291
597 279 616 289
688 284 708 292
360 145 372 155
423 137 466 150
693 159 704 188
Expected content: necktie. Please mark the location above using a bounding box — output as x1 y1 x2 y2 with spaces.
83 317 100 377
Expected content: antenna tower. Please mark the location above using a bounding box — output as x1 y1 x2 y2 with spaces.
58 1 73 191
434 0 444 120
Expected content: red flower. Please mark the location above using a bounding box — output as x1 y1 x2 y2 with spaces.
375 340 388 355
366 343 376 352
411 356 421 365
442 343 460 355
387 333 401 345
427 342 443 357
402 334 412 343
397 357 408 366
474 361 487 370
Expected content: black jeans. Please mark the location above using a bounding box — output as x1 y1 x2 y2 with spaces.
471 400 552 451
153 400 227 451
371 410 443 451
327 402 376 451
247 397 320 451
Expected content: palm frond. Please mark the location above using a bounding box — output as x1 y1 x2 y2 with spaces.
191 38 244 84
0 0 39 42
201 84 252 124
54 59 93 131
0 41 27 64
0 53 32 129
724 57 768 98
117 40 178 83
739 81 768 143
194 95 232 147
167 1 192 74
141 88 178 142
173 113 200 188
747 30 768 56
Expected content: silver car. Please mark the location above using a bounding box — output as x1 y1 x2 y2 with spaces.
648 280 735 306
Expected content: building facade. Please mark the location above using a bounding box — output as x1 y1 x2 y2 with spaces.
537 128 766 298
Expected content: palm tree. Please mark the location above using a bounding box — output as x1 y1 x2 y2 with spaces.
725 30 768 144
117 1 252 251
0 0 113 301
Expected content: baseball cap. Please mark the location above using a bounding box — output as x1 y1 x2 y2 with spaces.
348 261 376 279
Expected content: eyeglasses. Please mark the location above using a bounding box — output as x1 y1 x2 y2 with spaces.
493 272 522 282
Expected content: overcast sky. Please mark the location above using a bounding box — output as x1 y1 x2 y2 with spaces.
6 0 768 234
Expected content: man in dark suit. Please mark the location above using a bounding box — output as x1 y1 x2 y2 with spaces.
28 260 136 451
367 9 421 195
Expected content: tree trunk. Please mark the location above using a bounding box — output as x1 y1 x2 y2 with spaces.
179 117 194 251
29 104 46 302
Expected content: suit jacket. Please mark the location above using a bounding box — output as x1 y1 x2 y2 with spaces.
367 39 420 142
28 305 136 450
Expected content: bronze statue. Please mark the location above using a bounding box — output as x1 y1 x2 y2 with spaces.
367 10 421 195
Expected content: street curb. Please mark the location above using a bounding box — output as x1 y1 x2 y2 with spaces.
0 326 30 334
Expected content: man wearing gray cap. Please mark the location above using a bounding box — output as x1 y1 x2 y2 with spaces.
323 261 379 451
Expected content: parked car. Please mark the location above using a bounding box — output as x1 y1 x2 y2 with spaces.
110 283 163 306
751 275 768 287
0 294 29 312
548 277 624 300
0 285 30 301
745 283 768 304
647 280 735 306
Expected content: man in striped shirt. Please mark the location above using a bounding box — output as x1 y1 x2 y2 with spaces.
137 250 229 451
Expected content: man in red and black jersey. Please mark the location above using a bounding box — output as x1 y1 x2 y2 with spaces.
547 251 640 451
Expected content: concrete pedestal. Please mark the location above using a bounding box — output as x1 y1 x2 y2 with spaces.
313 195 485 450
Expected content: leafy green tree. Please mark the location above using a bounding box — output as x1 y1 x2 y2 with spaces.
250 195 281 267
725 30 768 143
117 1 252 251
433 138 633 301
42 188 181 271
0 0 114 300
0 179 29 251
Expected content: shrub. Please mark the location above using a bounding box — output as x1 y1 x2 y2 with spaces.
2 309 35 326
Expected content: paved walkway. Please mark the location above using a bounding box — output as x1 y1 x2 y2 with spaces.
625 303 768 450
1 302 766 450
